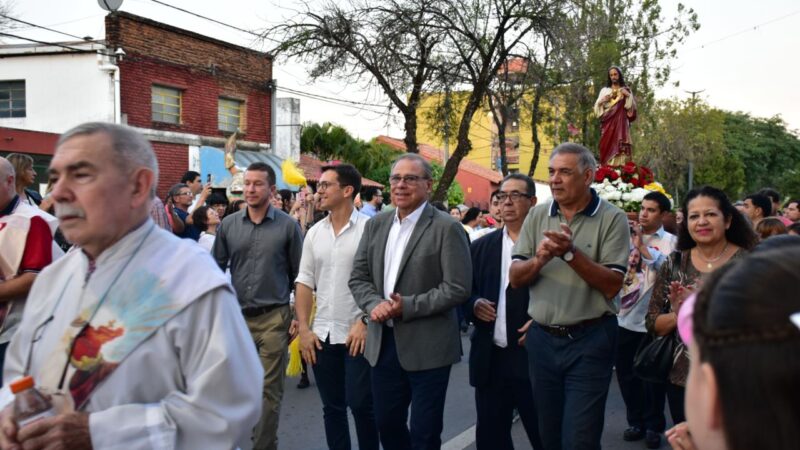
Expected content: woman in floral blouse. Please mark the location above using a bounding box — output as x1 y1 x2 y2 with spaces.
646 186 757 424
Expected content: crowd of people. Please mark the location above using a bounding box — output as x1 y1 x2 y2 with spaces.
0 122 797 450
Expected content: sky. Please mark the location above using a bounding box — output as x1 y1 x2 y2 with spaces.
5 0 800 140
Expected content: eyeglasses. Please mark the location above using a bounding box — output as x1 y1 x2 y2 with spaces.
495 192 531 202
389 175 428 185
317 181 340 191
177 192 192 197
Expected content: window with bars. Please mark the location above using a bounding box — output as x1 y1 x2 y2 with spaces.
152 85 181 124
0 80 26 118
218 98 243 132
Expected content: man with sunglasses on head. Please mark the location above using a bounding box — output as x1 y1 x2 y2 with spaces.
350 153 472 450
466 174 542 449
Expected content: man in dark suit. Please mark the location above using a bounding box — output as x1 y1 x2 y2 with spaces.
350 153 472 450
467 174 542 450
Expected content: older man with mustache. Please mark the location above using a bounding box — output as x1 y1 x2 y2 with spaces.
0 123 263 450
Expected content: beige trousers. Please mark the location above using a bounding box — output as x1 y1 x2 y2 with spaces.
246 305 291 450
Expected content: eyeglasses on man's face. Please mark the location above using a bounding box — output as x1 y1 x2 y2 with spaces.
177 191 192 197
317 181 340 191
389 175 428 186
495 191 531 202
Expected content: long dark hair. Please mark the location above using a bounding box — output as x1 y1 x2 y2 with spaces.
676 186 758 251
606 66 627 87
693 247 800 450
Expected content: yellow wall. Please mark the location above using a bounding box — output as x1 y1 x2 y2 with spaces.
415 92 557 182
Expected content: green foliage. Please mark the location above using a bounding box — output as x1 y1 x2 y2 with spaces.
633 99 800 200
634 98 744 199
721 112 800 198
300 122 395 178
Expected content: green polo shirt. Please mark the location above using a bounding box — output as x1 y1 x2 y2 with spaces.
512 189 630 326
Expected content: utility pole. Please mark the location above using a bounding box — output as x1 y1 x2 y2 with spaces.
684 89 705 191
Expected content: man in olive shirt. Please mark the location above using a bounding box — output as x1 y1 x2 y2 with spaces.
213 162 303 450
510 143 629 450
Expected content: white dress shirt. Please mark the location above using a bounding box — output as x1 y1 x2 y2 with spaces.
382 202 427 326
383 202 427 299
493 227 514 348
296 208 370 344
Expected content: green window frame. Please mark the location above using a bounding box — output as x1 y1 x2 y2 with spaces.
218 98 243 132
152 85 182 124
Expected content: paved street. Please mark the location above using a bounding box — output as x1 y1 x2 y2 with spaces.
279 331 675 450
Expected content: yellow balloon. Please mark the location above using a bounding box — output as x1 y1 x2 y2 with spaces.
282 159 307 186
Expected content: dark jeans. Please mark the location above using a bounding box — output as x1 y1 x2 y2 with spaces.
615 326 664 432
527 315 618 450
371 326 451 450
650 382 686 427
312 337 379 450
475 346 543 450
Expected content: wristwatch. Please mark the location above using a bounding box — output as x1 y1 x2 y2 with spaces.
360 314 369 325
561 244 576 262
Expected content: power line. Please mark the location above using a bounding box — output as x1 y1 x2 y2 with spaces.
148 0 281 44
278 85 392 109
0 32 88 52
0 13 94 41
688 9 800 52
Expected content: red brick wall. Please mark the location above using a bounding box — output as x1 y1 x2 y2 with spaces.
107 12 272 144
119 58 271 143
152 141 188 199
457 172 499 210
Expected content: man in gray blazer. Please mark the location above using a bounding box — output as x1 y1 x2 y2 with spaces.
350 153 472 450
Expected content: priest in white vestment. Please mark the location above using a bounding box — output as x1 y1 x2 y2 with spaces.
0 123 263 450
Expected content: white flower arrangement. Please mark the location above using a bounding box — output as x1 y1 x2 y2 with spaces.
592 179 659 212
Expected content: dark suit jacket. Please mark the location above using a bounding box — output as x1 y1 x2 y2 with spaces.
466 228 532 387
349 203 472 371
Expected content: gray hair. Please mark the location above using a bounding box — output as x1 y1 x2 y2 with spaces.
391 153 433 180
57 122 159 198
502 173 536 197
550 142 597 177
0 158 15 179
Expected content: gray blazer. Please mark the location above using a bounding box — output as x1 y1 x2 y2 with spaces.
349 203 472 371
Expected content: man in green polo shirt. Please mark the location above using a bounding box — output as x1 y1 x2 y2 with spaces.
510 142 629 450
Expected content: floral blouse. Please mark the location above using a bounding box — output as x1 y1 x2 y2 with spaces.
645 248 746 386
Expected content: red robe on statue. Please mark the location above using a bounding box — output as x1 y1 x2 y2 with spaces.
597 87 637 165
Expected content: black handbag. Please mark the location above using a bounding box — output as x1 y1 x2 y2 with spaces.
632 331 676 383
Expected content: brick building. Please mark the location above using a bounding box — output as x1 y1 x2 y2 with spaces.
106 12 276 197
1 12 285 198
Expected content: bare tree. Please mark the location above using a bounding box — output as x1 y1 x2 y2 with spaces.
429 0 562 201
269 0 443 153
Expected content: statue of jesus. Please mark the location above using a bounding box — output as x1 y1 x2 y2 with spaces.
594 66 637 165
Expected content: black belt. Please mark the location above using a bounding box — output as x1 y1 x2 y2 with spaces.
537 315 610 338
241 303 285 318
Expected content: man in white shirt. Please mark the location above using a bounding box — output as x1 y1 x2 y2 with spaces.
617 191 677 448
296 164 378 450
0 122 262 450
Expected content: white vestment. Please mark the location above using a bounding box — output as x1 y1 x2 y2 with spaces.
2 220 263 449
